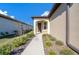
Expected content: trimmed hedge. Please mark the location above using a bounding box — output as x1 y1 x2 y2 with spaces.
0 31 34 55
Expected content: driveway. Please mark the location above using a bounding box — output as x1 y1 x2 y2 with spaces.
21 33 44 55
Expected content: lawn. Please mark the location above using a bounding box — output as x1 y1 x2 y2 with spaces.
42 34 77 55
0 38 13 46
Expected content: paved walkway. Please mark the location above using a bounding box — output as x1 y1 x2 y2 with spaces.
21 34 44 55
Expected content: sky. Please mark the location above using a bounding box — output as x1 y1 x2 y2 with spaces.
0 3 53 25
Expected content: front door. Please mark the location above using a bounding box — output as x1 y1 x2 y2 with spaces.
38 23 42 32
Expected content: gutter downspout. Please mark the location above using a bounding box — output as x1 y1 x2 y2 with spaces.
66 3 79 54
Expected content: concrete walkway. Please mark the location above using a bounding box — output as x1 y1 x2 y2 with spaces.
21 34 44 55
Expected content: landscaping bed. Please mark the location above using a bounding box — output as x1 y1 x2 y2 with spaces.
0 31 34 55
10 37 32 55
42 34 77 55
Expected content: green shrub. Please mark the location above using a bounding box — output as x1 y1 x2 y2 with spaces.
16 38 24 46
24 30 32 33
45 41 52 48
0 36 28 55
0 31 34 55
43 34 50 41
60 48 74 55
27 31 34 38
11 31 34 48
21 37 28 44
48 50 56 55
55 40 63 46
0 44 12 55
12 39 20 47
12 37 27 48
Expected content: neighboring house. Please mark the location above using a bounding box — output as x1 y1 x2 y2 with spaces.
32 3 79 53
0 14 32 36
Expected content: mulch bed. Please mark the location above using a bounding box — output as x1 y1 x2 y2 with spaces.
42 34 77 55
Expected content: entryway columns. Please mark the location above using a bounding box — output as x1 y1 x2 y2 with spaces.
34 20 36 34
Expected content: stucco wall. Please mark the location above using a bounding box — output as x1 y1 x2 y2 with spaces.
0 17 32 36
0 17 21 36
22 24 32 31
50 4 67 44
68 4 79 49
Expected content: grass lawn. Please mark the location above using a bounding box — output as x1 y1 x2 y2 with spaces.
42 34 77 55
0 38 13 46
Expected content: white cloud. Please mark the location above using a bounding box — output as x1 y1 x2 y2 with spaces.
10 16 15 18
41 11 49 16
0 10 8 15
0 9 15 19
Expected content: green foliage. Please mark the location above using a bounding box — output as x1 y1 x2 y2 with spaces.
48 50 56 55
12 38 21 47
0 31 34 55
43 34 56 48
45 41 52 48
24 30 32 33
48 35 56 41
0 44 12 55
60 48 74 55
42 34 75 55
21 37 28 44
55 40 63 46
42 34 56 41
27 31 34 38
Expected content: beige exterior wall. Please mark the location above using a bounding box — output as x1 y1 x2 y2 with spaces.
68 4 79 49
33 4 79 49
0 17 21 35
0 17 32 36
50 4 67 44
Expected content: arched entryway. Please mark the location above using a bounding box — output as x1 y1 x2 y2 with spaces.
36 21 48 34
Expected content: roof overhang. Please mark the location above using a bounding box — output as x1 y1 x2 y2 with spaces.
0 14 32 26
31 16 48 19
31 3 61 20
48 3 61 18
